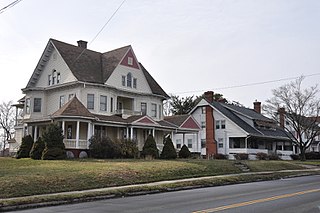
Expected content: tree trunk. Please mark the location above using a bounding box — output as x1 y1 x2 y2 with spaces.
300 147 306 161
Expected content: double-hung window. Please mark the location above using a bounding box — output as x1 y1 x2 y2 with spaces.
100 95 107 111
87 94 94 110
33 98 41 112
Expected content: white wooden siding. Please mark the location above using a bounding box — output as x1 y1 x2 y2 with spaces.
35 48 77 88
105 65 152 95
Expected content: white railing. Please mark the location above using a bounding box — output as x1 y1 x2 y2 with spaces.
64 139 88 149
276 150 293 160
115 109 142 116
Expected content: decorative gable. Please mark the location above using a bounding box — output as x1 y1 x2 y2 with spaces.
181 116 200 129
120 49 140 69
131 116 159 126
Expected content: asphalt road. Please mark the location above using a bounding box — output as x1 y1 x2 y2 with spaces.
16 175 320 213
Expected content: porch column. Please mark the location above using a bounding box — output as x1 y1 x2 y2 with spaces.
87 122 91 141
92 124 95 136
126 127 129 139
182 133 185 145
130 127 134 140
62 121 65 136
152 128 155 137
34 126 38 142
87 122 91 149
196 132 200 153
76 121 80 148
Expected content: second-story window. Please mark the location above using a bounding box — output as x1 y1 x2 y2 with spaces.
59 95 65 108
158 105 161 119
100 95 107 111
110 97 114 112
87 94 94 110
128 57 133 65
151 103 157 118
33 98 42 112
127 73 132 87
25 98 30 114
122 76 126 86
141 102 147 115
133 78 137 89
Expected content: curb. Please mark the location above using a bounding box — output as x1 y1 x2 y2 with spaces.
1 169 320 212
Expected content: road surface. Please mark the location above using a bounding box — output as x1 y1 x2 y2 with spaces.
16 175 320 213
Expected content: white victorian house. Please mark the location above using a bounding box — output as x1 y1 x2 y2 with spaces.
10 39 200 157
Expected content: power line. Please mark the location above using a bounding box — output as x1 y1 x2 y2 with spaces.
0 0 23 14
172 73 320 95
73 0 126 64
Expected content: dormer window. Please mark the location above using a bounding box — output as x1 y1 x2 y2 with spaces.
128 57 133 65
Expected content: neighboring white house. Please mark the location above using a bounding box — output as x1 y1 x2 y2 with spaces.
11 39 200 157
186 91 294 160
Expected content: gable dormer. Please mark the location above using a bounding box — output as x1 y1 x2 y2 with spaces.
120 48 140 70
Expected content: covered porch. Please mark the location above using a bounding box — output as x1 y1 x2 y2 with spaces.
228 136 294 160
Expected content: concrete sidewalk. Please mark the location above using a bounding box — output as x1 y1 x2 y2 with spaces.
1 168 320 211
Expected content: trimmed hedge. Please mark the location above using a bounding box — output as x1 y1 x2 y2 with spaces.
178 144 191 158
214 153 228 160
89 136 121 159
16 135 34 159
141 135 159 159
234 153 248 160
160 137 177 159
30 137 45 160
42 123 66 160
256 152 268 160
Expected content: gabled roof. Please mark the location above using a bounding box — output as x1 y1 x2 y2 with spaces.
164 115 200 130
52 96 95 118
204 100 291 140
222 103 272 122
25 38 169 99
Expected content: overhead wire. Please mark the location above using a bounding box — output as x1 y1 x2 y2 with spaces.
0 0 23 14
72 0 127 65
171 73 320 95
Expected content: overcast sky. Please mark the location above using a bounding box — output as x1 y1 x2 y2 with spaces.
1 0 320 108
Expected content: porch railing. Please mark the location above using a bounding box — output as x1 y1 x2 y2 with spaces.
229 148 268 155
64 139 88 149
115 109 142 116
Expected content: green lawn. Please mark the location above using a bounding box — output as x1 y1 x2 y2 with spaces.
0 158 305 199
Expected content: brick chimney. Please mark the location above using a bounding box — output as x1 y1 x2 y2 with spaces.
278 107 286 128
204 91 217 158
204 91 213 103
77 40 88 48
253 101 261 114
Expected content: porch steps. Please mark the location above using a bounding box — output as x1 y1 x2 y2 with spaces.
234 161 250 172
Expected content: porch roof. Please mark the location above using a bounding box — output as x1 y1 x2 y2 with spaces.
52 96 95 119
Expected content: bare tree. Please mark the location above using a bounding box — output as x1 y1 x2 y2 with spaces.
0 101 15 156
264 77 320 160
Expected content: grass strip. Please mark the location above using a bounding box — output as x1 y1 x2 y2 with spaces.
1 170 319 212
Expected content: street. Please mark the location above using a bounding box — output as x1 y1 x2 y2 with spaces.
16 175 320 213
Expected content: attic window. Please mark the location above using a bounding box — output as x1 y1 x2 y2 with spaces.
128 57 133 65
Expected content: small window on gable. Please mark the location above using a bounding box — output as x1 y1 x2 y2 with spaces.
52 70 57 85
221 120 226 129
216 120 220 129
57 73 61 84
128 57 133 65
48 75 51 86
201 107 206 114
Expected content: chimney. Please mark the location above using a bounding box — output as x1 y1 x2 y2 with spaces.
204 91 214 103
77 40 88 48
278 107 286 128
253 101 261 114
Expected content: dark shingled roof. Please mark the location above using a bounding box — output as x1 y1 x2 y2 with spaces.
210 101 291 140
52 96 95 118
27 39 169 98
164 115 190 127
139 63 169 98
